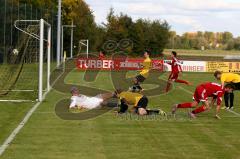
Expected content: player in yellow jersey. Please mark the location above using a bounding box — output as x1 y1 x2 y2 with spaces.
131 50 152 92
115 89 167 116
115 89 148 115
214 71 240 109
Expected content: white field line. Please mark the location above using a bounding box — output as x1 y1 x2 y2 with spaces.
0 90 35 92
226 109 240 117
0 100 34 102
0 67 65 156
0 89 48 92
178 86 240 117
0 94 44 156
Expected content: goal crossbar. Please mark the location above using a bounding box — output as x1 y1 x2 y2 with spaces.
14 20 50 42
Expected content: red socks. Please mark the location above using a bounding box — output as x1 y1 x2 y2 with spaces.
177 103 206 115
175 79 189 85
177 103 192 108
192 106 206 114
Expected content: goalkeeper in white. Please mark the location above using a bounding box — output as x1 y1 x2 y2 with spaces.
69 87 114 109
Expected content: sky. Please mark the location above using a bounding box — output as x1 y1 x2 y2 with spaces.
85 0 240 37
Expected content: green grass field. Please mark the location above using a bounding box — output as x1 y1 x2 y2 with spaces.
1 68 240 159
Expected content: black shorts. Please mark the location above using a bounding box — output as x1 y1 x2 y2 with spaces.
134 96 148 114
135 74 146 83
136 96 148 109
232 82 240 90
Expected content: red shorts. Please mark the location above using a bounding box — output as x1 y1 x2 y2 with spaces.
168 72 179 81
193 86 208 103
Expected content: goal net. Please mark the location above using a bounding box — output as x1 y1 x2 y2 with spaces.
0 19 51 102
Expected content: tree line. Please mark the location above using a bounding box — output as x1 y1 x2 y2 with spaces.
61 1 170 57
0 0 170 57
1 0 239 60
167 31 240 50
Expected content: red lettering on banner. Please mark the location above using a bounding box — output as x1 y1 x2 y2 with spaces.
76 58 164 71
76 59 112 69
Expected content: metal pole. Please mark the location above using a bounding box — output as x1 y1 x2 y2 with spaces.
3 0 6 61
61 26 63 63
47 26 51 92
87 40 89 58
62 24 76 59
10 0 13 46
70 20 74 58
38 19 44 101
56 0 62 67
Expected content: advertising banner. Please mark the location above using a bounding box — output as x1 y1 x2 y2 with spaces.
76 58 164 71
206 62 240 73
164 60 206 72
76 58 240 73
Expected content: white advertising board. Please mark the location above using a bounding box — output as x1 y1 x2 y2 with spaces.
164 60 207 72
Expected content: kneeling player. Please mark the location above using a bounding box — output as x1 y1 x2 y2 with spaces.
115 89 148 115
69 87 114 109
115 90 167 116
172 83 234 119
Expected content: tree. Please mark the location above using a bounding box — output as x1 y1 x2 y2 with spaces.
130 19 146 55
166 31 236 50
102 9 170 56
226 39 235 50
167 31 177 49
222 32 233 44
149 20 170 55
234 37 240 50
62 0 98 54
204 31 215 43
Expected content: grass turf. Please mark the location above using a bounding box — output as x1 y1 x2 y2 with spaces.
0 70 240 159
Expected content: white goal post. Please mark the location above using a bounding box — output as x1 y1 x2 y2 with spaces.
79 39 89 58
14 19 51 102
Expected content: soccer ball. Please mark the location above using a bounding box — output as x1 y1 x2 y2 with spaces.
13 49 19 55
129 85 143 93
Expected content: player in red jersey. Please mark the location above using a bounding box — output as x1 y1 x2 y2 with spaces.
172 82 234 119
98 50 105 60
165 51 191 92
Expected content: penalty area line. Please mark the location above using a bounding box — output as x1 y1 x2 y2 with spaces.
178 86 240 118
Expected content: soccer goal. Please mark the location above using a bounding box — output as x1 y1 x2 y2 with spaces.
78 39 89 58
0 19 51 102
